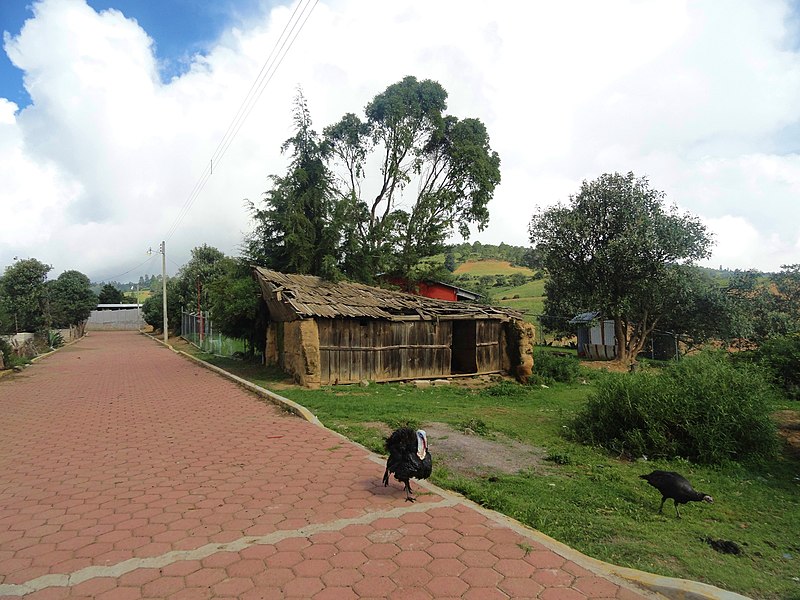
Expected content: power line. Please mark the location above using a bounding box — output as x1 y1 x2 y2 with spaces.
208 0 315 172
93 253 158 283
163 0 319 244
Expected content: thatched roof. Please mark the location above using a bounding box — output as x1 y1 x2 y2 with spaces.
253 267 523 322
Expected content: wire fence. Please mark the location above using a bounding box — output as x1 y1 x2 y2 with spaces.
180 310 247 357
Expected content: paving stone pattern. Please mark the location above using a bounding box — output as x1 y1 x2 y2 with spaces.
0 332 652 599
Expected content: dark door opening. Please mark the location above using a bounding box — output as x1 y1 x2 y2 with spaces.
451 320 477 374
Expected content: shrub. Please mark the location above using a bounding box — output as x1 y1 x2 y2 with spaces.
570 351 779 464
532 349 581 384
0 337 31 369
48 330 64 349
527 373 555 387
459 418 490 436
750 335 800 400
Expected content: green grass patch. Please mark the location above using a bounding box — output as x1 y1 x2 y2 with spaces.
495 295 545 315
492 279 547 299
184 351 800 599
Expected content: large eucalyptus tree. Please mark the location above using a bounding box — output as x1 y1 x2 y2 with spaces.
324 76 501 281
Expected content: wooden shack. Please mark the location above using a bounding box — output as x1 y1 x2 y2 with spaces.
253 267 534 387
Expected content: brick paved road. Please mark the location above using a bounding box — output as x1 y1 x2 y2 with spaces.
0 332 657 599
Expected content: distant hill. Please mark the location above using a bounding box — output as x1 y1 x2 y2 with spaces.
445 241 536 271
453 259 535 276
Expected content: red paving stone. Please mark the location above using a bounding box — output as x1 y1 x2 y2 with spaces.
0 332 654 598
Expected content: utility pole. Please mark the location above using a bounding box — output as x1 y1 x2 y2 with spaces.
160 241 168 343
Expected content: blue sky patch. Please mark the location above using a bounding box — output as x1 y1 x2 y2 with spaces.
0 0 266 109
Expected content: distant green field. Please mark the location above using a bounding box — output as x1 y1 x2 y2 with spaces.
454 259 534 276
492 278 546 329
493 279 546 299
451 261 547 332
124 290 152 302
495 296 545 315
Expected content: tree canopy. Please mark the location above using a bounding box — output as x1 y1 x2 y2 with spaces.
48 270 97 329
244 90 340 280
326 76 500 281
98 283 124 304
176 244 227 313
206 257 265 356
246 77 500 283
0 258 52 333
529 172 712 363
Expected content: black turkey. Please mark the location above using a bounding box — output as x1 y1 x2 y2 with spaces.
639 470 713 518
383 428 432 502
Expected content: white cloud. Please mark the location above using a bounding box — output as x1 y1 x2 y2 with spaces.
1 0 800 281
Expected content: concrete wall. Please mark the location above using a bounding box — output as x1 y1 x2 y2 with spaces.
87 308 144 331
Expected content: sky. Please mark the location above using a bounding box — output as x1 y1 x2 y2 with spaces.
2 0 800 283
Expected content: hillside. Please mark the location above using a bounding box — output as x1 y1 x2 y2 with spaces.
450 259 545 334
453 259 535 276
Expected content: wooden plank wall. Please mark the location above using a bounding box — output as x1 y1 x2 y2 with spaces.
317 318 453 384
476 320 502 373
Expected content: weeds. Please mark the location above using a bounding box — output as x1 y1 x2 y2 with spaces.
532 348 583 384
458 417 490 436
483 380 525 397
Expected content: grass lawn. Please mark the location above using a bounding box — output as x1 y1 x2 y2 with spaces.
179 342 800 599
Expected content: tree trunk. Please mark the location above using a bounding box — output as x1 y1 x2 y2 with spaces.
614 316 657 366
614 318 632 364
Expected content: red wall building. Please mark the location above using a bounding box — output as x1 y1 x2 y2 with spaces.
385 277 481 302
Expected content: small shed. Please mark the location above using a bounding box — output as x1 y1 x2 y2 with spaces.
253 268 534 387
569 311 616 360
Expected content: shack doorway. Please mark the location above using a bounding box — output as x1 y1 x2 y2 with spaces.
451 320 477 374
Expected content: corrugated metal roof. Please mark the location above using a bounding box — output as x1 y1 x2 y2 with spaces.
253 267 523 322
569 311 602 324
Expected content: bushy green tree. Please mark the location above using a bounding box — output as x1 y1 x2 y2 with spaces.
774 263 800 321
98 283 124 304
723 265 800 347
509 273 528 288
48 270 97 329
529 172 711 363
444 251 457 272
176 245 226 313
738 334 800 400
207 258 265 356
520 247 543 271
142 279 181 334
325 76 500 282
0 258 52 332
245 90 340 279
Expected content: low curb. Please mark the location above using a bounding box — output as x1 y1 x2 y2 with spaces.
141 331 320 425
145 332 751 600
1 333 86 379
